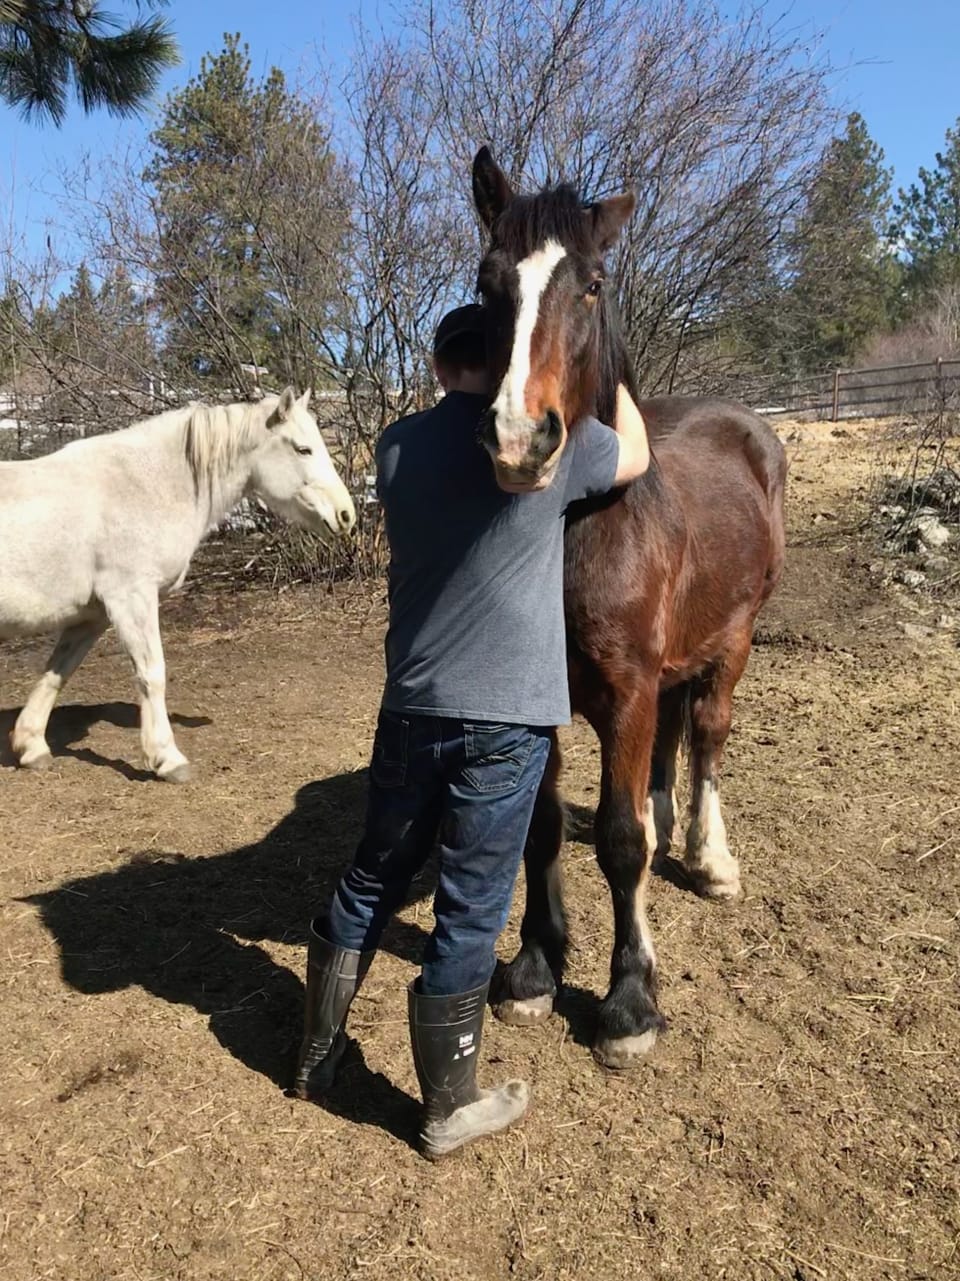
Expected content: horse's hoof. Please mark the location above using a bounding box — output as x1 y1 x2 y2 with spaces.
493 994 554 1026
19 751 53 772
593 1028 659 1069
160 763 193 784
689 868 741 900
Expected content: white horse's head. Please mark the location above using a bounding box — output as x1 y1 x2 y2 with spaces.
249 387 356 541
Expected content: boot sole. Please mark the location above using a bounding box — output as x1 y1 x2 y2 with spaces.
421 1109 527 1161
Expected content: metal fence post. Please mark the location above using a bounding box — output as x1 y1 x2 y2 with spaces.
831 369 841 422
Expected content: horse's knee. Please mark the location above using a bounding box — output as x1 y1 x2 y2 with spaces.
595 791 651 879
135 664 167 699
691 705 731 755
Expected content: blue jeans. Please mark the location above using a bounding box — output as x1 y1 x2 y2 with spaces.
324 711 552 995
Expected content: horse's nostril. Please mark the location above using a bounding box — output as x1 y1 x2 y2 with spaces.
339 509 354 527
543 410 563 449
479 410 497 449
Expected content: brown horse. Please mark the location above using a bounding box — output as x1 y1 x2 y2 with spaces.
471 147 787 1068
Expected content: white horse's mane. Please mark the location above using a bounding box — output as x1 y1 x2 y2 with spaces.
178 398 275 492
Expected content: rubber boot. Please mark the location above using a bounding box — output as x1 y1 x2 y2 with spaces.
408 980 530 1159
291 921 374 1099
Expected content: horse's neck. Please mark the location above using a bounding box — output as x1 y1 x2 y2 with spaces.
564 336 661 543
153 411 257 530
199 453 253 529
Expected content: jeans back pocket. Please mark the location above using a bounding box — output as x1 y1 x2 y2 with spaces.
462 722 536 794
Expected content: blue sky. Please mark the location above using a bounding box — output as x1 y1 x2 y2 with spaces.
2 0 958 275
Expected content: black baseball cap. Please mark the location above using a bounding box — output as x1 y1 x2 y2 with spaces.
432 303 486 357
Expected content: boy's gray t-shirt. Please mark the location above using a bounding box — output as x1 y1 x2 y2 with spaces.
377 391 620 726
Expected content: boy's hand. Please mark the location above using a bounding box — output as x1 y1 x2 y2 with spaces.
613 384 650 485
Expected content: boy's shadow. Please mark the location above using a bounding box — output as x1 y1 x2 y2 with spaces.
25 784 686 1142
24 770 432 1141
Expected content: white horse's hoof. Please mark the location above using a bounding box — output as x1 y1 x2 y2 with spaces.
688 865 741 900
593 1028 659 1069
19 751 53 771
493 994 554 1026
159 763 192 784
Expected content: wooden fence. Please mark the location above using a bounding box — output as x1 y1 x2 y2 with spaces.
749 357 960 421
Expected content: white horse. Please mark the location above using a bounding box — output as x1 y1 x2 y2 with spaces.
0 387 355 781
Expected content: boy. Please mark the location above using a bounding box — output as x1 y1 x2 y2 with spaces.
293 304 649 1158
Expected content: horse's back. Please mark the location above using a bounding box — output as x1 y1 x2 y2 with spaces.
639 395 787 618
640 395 786 501
0 429 196 639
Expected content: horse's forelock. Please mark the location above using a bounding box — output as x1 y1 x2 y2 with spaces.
493 185 595 260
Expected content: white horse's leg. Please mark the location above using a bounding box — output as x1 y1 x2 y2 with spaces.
105 591 191 782
11 619 107 769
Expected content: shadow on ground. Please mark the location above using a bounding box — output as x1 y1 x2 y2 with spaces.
25 779 697 1142
24 771 435 1098
0 701 212 780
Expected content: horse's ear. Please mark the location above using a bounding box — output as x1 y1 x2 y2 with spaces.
298 388 312 409
270 386 297 425
473 146 514 230
589 193 636 251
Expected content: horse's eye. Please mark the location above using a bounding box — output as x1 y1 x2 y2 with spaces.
293 444 313 457
586 279 604 298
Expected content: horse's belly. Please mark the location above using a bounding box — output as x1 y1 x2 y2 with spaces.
0 588 101 639
0 547 98 639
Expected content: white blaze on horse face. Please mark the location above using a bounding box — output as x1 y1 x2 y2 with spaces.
492 238 567 464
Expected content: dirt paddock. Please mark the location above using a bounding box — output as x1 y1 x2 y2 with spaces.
1 420 958 1281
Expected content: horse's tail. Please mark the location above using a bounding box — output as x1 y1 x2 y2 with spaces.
762 434 788 604
741 409 788 604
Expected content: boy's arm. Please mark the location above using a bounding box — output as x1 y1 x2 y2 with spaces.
611 384 650 485
562 386 650 505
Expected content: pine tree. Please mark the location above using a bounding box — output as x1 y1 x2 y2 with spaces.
892 119 960 301
51 261 97 359
789 112 896 368
144 34 348 392
0 278 22 384
97 265 154 384
0 0 178 126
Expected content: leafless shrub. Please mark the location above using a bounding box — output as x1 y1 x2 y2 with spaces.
342 0 834 395
3 1 837 583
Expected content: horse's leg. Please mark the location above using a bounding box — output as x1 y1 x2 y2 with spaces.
11 618 107 769
649 684 686 860
105 590 191 782
683 637 751 899
493 732 567 1026
593 680 666 1069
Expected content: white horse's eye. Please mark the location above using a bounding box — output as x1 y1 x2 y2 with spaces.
293 444 313 456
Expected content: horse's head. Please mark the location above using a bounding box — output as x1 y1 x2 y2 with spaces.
472 146 635 493
250 388 356 541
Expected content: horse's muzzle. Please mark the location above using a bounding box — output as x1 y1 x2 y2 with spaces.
295 487 357 540
482 408 565 492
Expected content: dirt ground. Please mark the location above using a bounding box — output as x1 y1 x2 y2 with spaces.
1 419 958 1281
